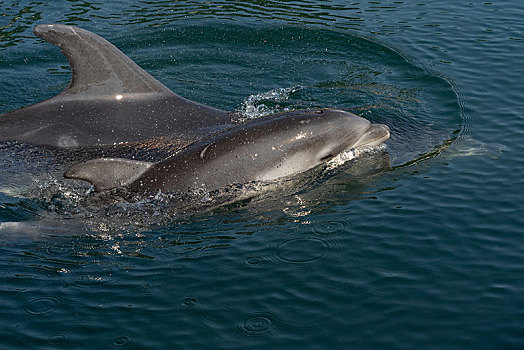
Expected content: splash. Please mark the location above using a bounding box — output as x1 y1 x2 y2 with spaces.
232 86 303 122
326 144 387 170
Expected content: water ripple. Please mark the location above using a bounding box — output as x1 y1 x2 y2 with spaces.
273 237 341 264
200 304 285 339
235 312 284 337
241 255 265 267
308 219 353 236
110 335 132 347
266 276 366 333
178 297 199 308
139 281 166 296
24 296 59 315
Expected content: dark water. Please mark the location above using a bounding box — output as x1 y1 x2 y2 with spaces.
1 1 523 348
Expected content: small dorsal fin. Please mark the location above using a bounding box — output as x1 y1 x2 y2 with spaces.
64 158 153 190
34 24 173 96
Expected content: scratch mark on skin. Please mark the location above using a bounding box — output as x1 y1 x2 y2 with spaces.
200 142 214 159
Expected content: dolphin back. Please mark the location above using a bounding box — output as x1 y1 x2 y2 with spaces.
0 24 232 148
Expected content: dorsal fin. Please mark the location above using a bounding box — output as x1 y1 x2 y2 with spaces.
34 24 173 96
64 158 153 190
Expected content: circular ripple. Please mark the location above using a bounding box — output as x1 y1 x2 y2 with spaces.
309 219 352 236
275 237 329 264
24 296 58 315
243 316 272 334
242 255 265 267
236 312 284 337
178 297 199 308
110 335 131 347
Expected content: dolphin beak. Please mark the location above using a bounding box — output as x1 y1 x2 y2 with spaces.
353 124 390 148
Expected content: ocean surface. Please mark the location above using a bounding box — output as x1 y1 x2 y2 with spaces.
1 1 523 348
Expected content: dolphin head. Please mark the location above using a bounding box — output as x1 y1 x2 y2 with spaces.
308 109 390 163
255 109 390 181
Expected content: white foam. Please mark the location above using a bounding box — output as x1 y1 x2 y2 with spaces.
233 86 303 122
326 144 387 170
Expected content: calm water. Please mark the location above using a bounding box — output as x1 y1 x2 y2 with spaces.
1 1 523 348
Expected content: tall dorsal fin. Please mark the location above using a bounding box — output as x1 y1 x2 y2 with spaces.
34 24 173 96
64 158 153 190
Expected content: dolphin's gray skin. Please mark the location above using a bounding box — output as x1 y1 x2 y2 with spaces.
0 24 231 148
64 109 390 194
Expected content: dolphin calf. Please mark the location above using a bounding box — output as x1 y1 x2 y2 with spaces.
0 24 231 148
64 109 390 194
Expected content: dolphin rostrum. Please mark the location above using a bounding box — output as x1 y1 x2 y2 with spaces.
0 24 232 148
64 109 390 194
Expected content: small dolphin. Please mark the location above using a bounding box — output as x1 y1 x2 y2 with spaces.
64 109 390 194
0 24 231 148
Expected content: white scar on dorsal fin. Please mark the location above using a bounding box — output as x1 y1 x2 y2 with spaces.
64 158 153 190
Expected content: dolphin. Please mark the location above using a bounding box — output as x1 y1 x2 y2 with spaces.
0 24 232 148
64 109 390 195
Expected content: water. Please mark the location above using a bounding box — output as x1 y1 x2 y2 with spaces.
1 1 523 348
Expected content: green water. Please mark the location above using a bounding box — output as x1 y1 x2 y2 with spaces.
1 1 523 348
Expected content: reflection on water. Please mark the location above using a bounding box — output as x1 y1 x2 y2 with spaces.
0 0 504 51
0 2 42 48
0 0 424 49
118 0 368 28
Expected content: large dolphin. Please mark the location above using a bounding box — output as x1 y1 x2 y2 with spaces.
64 109 390 195
0 24 232 148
